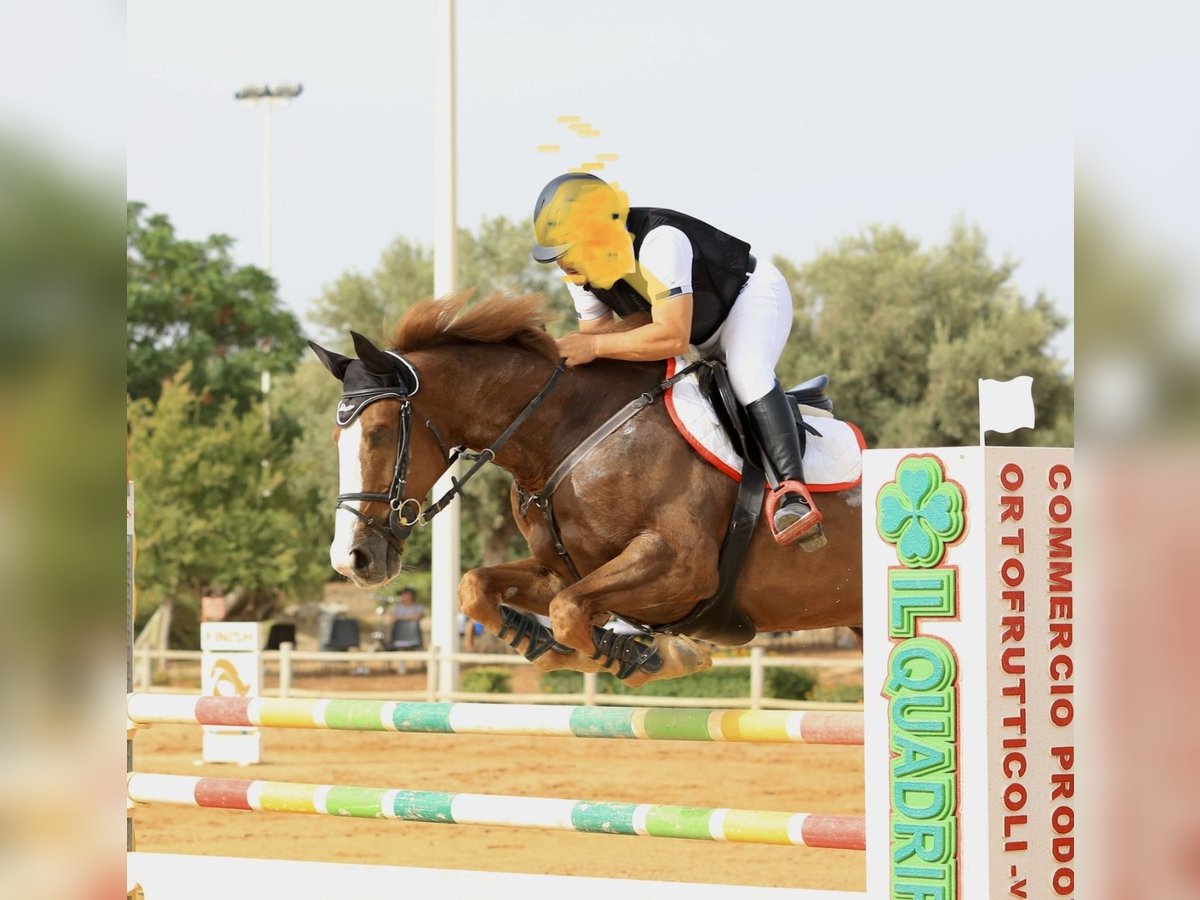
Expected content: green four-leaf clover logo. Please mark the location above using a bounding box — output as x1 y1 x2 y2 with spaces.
877 456 965 567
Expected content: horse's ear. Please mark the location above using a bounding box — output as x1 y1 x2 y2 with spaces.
307 340 352 381
350 331 397 376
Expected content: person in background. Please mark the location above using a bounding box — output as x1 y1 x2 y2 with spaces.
392 586 423 623
385 587 425 672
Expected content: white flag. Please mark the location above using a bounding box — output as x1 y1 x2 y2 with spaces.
978 376 1035 442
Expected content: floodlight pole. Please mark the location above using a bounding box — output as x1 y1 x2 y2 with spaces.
234 83 302 465
234 82 302 272
261 98 273 272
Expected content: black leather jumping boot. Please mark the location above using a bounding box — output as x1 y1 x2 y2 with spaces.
745 384 825 550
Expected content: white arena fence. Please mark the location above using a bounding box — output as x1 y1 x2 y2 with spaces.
131 643 864 710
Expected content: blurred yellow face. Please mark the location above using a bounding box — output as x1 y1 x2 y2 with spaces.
557 258 586 285
538 181 633 289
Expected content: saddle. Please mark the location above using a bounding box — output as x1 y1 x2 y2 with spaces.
656 362 832 645
700 367 831 461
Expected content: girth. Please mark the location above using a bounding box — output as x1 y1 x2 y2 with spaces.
656 362 769 643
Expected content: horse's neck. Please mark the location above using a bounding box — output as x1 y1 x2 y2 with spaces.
417 346 659 489
504 362 657 494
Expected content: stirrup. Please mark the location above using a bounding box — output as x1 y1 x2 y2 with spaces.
765 480 823 546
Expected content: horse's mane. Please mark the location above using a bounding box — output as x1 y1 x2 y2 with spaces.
387 292 560 362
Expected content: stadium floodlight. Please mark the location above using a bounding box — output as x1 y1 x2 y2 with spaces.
235 83 303 103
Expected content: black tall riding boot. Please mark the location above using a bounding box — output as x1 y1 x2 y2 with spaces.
745 384 825 550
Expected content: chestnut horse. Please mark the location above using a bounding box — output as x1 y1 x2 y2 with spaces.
310 294 862 686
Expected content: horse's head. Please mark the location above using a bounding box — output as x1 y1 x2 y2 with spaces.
308 332 446 586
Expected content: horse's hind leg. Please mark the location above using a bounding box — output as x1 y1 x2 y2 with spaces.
547 532 715 687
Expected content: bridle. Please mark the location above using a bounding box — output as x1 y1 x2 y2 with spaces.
335 391 422 553
335 356 568 554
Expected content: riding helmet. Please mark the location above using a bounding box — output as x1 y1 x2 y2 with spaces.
530 172 624 263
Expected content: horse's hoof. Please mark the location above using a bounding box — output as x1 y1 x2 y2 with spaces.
622 635 712 686
798 527 828 552
662 635 713 675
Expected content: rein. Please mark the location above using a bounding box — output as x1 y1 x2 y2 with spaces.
422 360 567 522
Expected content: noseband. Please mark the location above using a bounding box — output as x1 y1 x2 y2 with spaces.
335 358 567 554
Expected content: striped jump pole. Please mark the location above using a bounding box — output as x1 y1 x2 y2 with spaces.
127 694 863 745
127 773 866 851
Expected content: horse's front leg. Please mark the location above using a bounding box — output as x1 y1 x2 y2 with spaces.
548 532 716 687
458 557 611 675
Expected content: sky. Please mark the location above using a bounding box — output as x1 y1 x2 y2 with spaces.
127 0 1075 366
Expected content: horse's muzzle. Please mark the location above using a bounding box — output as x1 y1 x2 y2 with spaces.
332 537 401 586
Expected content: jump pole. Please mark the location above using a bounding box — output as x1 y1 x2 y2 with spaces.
127 772 865 851
127 694 863 745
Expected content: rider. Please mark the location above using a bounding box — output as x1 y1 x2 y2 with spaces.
530 172 823 548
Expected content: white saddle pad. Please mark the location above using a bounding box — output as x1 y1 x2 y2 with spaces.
663 357 865 491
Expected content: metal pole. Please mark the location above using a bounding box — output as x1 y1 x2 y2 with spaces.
126 482 135 853
261 98 272 468
262 99 273 272
433 3 457 294
431 0 460 699
235 83 300 483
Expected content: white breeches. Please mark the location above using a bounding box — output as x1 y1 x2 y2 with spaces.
696 259 794 404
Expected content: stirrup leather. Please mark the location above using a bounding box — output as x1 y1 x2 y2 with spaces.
764 480 823 545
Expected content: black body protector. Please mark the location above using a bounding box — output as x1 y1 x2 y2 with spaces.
582 207 754 344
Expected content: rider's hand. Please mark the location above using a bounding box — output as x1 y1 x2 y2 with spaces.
557 332 599 367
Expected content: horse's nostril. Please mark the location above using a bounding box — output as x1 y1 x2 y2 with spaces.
350 547 373 572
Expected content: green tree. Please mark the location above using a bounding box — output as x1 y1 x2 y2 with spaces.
129 371 324 626
127 203 326 628
774 221 1072 447
127 202 306 412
